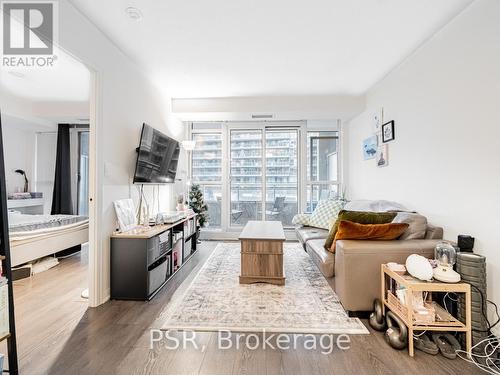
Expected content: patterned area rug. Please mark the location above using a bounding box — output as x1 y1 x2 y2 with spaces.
160 242 368 334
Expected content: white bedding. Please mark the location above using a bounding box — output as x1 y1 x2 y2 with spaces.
8 212 89 241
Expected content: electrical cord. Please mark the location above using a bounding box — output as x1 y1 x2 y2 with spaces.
436 284 500 334
487 298 500 331
468 283 500 333
413 330 427 338
444 292 457 314
456 335 500 374
447 265 500 372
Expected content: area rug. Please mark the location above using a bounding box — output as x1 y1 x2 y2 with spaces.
160 242 368 334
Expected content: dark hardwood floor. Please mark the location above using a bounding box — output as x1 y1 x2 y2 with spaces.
0 242 482 374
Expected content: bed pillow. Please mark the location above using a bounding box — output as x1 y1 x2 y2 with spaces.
324 210 397 251
308 199 345 230
331 220 409 251
392 212 428 240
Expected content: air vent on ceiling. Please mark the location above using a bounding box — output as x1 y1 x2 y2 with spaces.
251 114 274 119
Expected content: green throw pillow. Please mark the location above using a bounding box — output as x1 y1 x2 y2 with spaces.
324 210 397 250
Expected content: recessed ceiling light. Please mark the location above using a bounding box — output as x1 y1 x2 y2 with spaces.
8 71 25 78
125 7 143 21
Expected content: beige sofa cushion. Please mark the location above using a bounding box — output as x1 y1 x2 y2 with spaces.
334 239 440 311
305 239 335 277
296 227 329 245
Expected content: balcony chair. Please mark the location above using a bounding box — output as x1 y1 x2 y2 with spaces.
265 196 286 221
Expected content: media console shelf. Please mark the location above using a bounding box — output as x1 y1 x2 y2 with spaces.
110 214 198 300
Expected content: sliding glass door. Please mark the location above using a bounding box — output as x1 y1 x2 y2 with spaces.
229 127 298 227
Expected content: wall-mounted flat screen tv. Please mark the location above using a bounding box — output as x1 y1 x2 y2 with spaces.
133 123 180 184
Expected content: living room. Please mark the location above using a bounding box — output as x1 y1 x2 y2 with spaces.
0 0 498 374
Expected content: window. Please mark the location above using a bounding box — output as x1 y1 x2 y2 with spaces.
77 131 90 215
191 132 222 228
189 123 342 233
265 129 298 226
306 131 339 212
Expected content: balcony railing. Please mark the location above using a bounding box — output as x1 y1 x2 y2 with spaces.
204 200 299 229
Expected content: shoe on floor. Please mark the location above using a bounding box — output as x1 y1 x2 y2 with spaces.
431 333 461 359
414 334 439 355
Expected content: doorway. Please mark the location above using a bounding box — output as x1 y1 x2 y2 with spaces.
228 126 299 228
0 52 97 306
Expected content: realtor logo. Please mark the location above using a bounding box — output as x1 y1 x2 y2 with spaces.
1 1 58 67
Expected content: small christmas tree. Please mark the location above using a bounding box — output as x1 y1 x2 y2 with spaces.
189 184 209 227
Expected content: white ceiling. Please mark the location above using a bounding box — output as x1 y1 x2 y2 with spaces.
0 47 90 102
1 113 57 132
70 0 473 98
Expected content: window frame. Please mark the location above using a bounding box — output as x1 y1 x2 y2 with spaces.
188 121 343 233
303 127 342 213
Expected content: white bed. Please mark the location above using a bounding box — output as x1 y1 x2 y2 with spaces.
8 212 89 267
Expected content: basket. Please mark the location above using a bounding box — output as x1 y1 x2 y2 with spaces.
387 292 435 324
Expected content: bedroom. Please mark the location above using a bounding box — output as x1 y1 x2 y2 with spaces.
0 51 91 296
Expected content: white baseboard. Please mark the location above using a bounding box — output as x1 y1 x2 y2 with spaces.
91 288 110 307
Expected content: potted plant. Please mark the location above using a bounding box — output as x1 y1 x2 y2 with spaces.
188 184 208 241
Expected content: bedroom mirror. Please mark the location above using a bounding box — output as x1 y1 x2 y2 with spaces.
0 47 93 319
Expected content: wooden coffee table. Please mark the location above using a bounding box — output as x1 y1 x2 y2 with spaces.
238 220 285 285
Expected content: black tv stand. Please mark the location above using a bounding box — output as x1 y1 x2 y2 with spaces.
110 214 198 300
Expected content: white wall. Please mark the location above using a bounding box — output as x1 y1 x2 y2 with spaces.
2 125 36 194
346 0 500 322
58 0 183 305
172 95 365 122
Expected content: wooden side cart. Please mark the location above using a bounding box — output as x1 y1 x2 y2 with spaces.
381 264 471 357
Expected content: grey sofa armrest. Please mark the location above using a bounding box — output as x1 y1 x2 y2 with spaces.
334 239 441 312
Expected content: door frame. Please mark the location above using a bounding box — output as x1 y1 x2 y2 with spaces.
225 121 302 231
87 67 102 307
51 46 102 307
